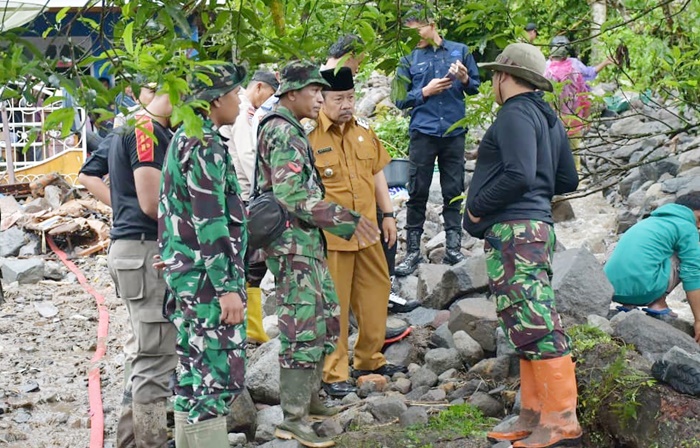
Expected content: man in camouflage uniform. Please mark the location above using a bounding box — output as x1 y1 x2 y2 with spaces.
256 61 380 448
159 63 248 448
463 44 581 448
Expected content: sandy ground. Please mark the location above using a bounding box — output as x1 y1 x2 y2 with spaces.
0 192 695 447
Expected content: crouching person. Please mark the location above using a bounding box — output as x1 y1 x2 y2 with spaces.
159 63 248 447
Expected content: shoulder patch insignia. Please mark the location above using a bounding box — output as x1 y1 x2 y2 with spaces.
355 116 370 129
287 162 302 173
135 119 155 163
303 119 318 135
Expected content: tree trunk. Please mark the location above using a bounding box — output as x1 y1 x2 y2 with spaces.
588 0 607 62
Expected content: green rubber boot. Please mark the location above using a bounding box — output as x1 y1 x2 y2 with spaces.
310 358 339 419
274 367 335 448
174 411 189 448
183 416 229 448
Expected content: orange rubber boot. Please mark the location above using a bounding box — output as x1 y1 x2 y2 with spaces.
513 355 583 448
487 359 540 442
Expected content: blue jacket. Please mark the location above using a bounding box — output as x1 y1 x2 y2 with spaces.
604 203 700 305
394 39 480 137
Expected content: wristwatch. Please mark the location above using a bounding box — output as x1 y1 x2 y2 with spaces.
381 212 395 219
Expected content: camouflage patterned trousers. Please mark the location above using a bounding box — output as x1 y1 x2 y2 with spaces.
163 271 247 423
266 254 341 369
484 220 571 360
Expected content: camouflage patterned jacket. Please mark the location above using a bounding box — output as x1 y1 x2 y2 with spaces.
159 118 247 300
256 105 359 260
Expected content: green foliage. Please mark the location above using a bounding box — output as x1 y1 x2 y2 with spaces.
373 110 410 158
568 325 656 433
422 403 494 437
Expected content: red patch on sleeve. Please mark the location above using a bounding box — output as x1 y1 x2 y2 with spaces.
135 119 155 163
287 162 302 173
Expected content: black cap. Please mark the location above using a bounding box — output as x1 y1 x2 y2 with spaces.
321 67 354 91
525 22 537 32
251 70 280 91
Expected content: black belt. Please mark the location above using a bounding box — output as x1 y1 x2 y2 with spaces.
116 233 158 241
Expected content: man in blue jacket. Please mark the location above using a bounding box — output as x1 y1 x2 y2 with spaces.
392 6 480 275
464 43 580 448
605 194 700 343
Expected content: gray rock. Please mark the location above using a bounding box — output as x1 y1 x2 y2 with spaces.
587 314 614 335
552 199 575 222
258 439 302 448
22 197 50 213
419 388 447 402
263 315 280 339
467 357 512 384
608 117 667 137
405 385 430 401
678 147 700 172
43 261 65 281
448 297 498 352
228 433 248 446
551 248 614 325
341 392 361 405
1 258 45 284
391 377 412 394
619 168 643 198
422 257 489 310
227 388 257 437
402 307 439 328
447 379 485 401
425 231 446 252
254 405 284 442
246 339 281 404
428 172 443 205
0 227 29 257
316 418 343 438
19 237 41 257
410 367 438 389
384 340 419 367
612 310 700 361
417 264 451 301
349 410 375 428
438 368 458 382
661 346 700 372
454 330 486 365
399 407 429 427
44 185 63 210
34 302 59 318
367 396 408 423
394 275 419 302
495 327 518 358
431 310 451 329
430 323 455 349
424 348 463 375
468 391 503 418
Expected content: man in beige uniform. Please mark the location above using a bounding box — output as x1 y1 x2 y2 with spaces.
307 67 407 398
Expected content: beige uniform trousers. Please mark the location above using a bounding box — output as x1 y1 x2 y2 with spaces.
108 239 177 403
322 241 391 383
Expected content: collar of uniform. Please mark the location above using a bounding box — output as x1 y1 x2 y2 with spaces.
274 105 304 127
318 110 337 133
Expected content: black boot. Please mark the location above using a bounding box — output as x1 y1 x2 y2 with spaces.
395 229 424 277
444 230 465 265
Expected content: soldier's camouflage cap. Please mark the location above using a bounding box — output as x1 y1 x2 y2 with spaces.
188 63 247 103
275 61 330 97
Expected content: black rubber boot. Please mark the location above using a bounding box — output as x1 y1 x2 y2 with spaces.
443 230 466 265
395 229 424 277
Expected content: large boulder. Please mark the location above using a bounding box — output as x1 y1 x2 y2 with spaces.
416 264 451 302
0 227 29 257
447 297 498 353
227 388 257 439
245 339 281 404
1 258 45 284
422 257 489 310
551 248 613 326
611 310 700 361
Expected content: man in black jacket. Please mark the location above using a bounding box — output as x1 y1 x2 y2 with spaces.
463 43 580 448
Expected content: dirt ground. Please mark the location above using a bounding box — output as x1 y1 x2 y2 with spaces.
0 254 129 448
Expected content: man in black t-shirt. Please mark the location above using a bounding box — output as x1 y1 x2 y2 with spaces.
107 93 177 448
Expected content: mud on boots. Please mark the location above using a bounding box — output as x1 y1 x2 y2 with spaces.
275 368 335 447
